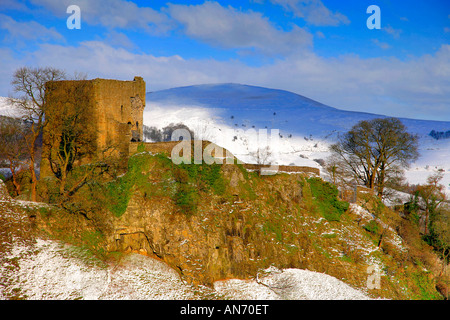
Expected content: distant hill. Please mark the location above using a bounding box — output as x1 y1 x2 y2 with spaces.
146 83 450 139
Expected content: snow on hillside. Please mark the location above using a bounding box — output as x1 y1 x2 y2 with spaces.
1 238 373 300
144 84 450 195
142 103 323 169
0 97 23 118
214 267 372 300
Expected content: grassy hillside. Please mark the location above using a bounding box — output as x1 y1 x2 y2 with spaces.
3 149 447 300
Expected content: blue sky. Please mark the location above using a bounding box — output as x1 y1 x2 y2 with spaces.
0 0 449 120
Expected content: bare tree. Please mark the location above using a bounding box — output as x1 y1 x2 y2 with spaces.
162 123 194 142
330 118 419 197
249 145 274 165
325 154 351 186
9 67 66 201
43 80 98 200
432 207 449 281
417 170 447 235
0 117 29 195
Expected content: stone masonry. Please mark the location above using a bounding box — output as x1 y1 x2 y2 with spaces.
40 76 145 178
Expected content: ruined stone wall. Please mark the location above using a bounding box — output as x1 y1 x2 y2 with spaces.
92 77 145 157
242 164 320 176
41 77 145 178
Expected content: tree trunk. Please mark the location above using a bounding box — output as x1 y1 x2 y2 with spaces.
59 172 67 196
377 233 384 248
377 164 386 198
369 171 376 191
8 162 21 196
29 153 37 202
12 175 21 196
27 122 40 203
424 208 429 235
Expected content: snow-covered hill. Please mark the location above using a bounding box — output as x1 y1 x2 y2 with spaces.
0 97 23 118
146 83 450 138
144 83 450 193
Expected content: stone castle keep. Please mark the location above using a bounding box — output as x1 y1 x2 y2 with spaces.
40 77 146 178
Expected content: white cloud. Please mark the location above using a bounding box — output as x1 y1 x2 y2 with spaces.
2 40 448 121
315 31 325 39
167 1 312 56
0 13 64 43
271 0 350 26
27 0 313 55
0 0 29 11
104 31 135 49
383 25 402 39
29 0 172 34
372 39 391 50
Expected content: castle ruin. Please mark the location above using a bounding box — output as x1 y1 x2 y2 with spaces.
40 77 145 178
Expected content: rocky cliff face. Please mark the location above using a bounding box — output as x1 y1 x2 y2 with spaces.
110 158 307 285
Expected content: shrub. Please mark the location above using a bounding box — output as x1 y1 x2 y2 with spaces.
137 142 146 153
177 162 226 196
171 161 228 215
106 176 133 217
364 220 380 234
307 177 349 221
174 183 198 216
105 152 151 217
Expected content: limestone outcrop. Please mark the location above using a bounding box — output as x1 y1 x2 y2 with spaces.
108 156 307 285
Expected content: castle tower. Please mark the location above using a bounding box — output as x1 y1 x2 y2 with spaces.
40 77 146 178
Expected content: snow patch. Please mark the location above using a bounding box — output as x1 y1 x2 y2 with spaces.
215 267 372 300
1 238 374 300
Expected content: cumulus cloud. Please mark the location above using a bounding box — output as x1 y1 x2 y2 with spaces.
26 0 313 56
0 0 29 11
29 0 173 34
3 40 448 121
270 0 350 26
383 25 402 39
0 13 64 43
372 39 391 50
167 1 313 56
